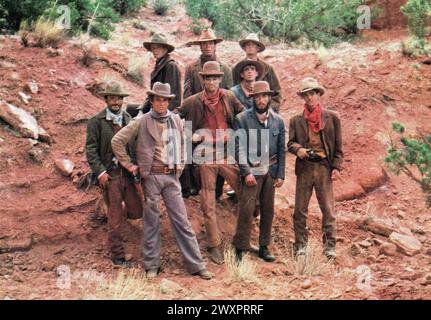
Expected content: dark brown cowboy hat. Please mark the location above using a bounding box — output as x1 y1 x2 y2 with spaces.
186 28 223 47
250 81 274 96
143 33 175 53
146 82 175 99
233 59 264 80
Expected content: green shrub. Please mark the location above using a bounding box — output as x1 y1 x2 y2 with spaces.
151 0 173 16
385 122 431 207
401 0 431 39
111 0 147 15
184 0 367 47
402 37 431 58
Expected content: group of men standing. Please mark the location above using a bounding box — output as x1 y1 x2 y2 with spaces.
85 29 343 280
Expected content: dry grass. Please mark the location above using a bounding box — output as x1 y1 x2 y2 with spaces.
92 269 155 300
402 37 431 58
224 246 258 283
127 55 147 86
33 19 65 48
282 241 334 277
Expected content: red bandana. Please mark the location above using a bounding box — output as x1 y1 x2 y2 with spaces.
304 103 323 133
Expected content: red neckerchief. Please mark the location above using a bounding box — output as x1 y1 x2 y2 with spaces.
304 103 323 133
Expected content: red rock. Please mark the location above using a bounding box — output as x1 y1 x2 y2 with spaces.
55 159 74 177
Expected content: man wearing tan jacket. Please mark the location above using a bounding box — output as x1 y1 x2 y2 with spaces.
111 82 212 280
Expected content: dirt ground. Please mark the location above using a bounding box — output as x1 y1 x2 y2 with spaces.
0 5 430 300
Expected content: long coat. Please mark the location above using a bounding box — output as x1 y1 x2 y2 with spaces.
233 58 282 112
287 109 343 176
234 108 286 180
183 58 233 99
85 108 134 177
142 54 182 112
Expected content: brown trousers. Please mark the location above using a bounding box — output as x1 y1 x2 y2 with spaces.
199 163 240 248
233 173 275 250
293 160 336 250
102 169 143 259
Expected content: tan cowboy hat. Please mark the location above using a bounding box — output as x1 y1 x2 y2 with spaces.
199 61 224 77
99 80 130 97
143 33 175 53
297 77 325 96
250 81 274 96
233 59 264 80
186 28 223 46
239 33 266 53
146 82 175 99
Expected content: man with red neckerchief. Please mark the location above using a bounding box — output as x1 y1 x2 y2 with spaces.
288 77 343 261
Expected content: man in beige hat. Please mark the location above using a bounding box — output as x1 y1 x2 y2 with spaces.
177 61 244 264
111 82 213 280
232 33 282 112
86 80 142 267
135 33 181 115
288 77 343 260
233 81 286 263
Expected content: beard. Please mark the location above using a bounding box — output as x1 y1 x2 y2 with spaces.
254 102 270 114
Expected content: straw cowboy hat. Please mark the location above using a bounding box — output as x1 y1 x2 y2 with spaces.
146 82 175 99
233 59 264 79
99 80 130 97
297 77 325 96
199 61 224 77
239 33 266 53
186 28 223 46
143 33 175 53
250 81 274 96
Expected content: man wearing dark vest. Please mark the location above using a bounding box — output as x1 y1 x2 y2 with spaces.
288 78 343 260
85 80 142 267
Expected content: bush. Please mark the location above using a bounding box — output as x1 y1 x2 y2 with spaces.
0 0 148 39
127 55 146 85
151 0 173 16
402 37 431 58
18 18 65 48
184 0 367 47
401 0 431 39
385 122 431 207
111 0 147 15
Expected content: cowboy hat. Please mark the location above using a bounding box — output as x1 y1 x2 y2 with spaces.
297 77 325 96
146 82 175 99
143 33 175 53
250 81 274 96
239 33 265 52
199 61 224 77
186 28 223 46
99 80 130 97
233 59 264 80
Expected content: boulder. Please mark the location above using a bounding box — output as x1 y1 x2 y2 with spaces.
379 242 397 256
26 81 39 94
55 159 75 177
0 101 39 139
360 216 397 237
18 92 31 104
160 278 183 294
389 232 422 256
357 166 388 193
0 236 33 254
